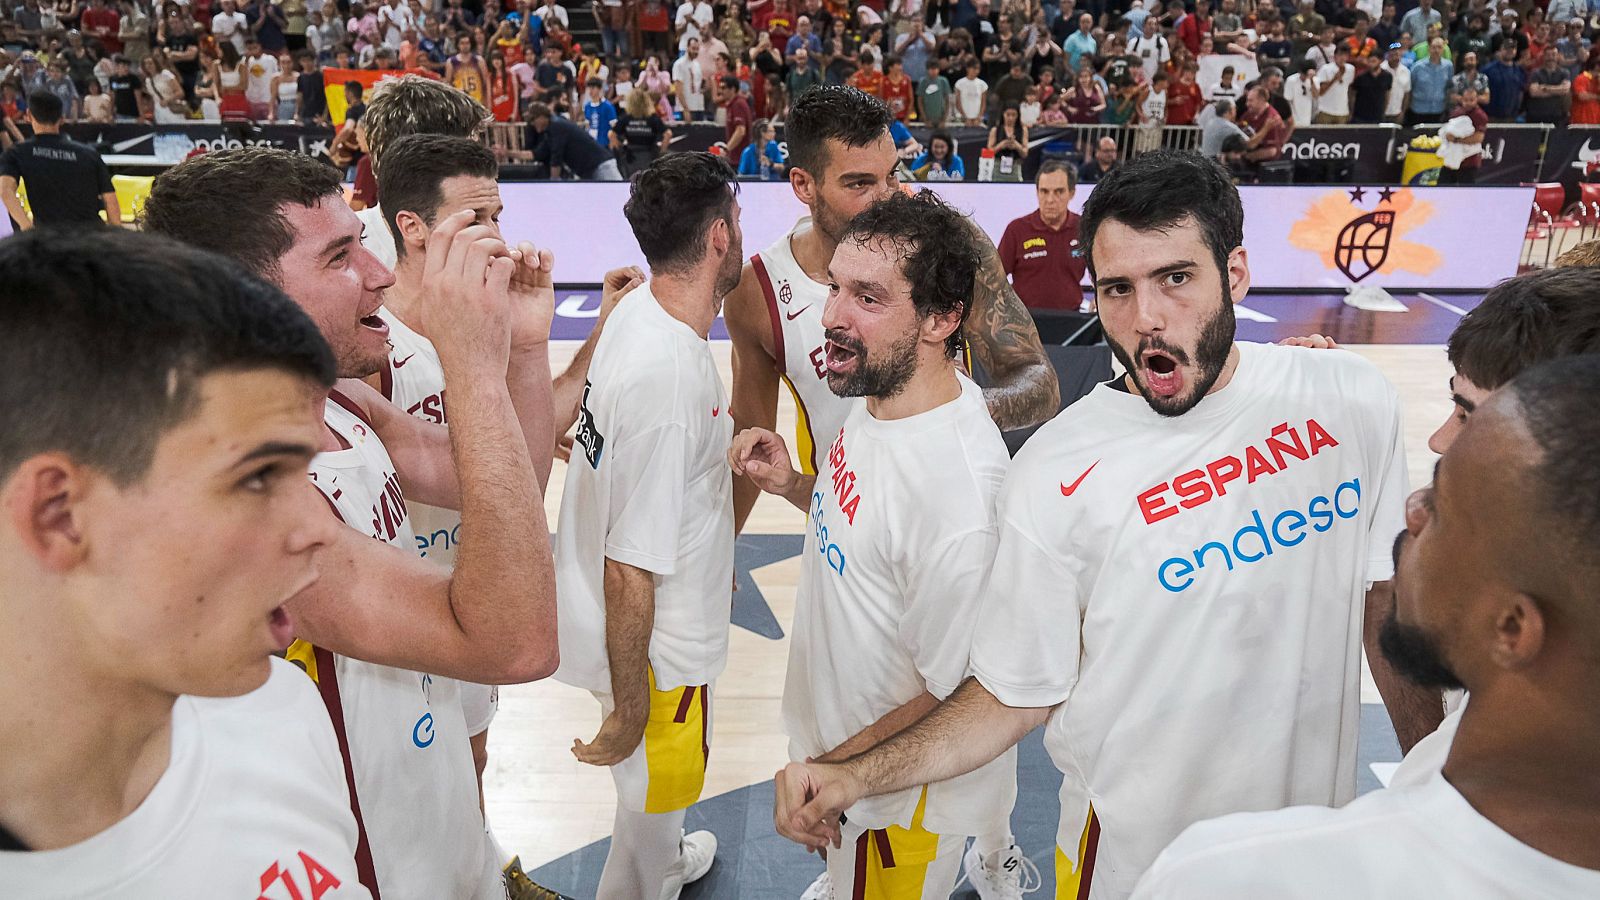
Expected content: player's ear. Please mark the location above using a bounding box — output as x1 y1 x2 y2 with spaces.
1488 592 1548 672
789 164 816 207
1225 245 1250 305
923 301 964 346
3 454 93 573
395 209 430 252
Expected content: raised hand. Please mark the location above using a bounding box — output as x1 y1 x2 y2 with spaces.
506 239 557 351
420 209 514 378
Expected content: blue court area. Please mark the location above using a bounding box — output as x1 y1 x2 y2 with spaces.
550 290 1484 347
530 536 1405 899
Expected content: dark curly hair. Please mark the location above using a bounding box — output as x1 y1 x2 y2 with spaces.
785 84 894 178
842 190 981 355
1079 149 1243 281
142 147 344 279
624 152 739 274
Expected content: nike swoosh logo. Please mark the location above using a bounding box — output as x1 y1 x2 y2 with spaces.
394 354 416 368
784 305 813 321
1060 460 1100 497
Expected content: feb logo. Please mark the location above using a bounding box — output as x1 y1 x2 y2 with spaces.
1288 186 1441 283
778 280 793 304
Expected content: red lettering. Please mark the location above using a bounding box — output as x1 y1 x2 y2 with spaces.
1306 418 1340 455
840 494 860 525
1206 455 1243 497
809 346 828 380
1244 445 1278 483
1172 468 1213 509
257 861 307 900
1139 483 1179 524
299 851 342 900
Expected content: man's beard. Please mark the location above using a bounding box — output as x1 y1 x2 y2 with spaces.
714 240 743 299
1105 288 1236 417
824 325 918 398
1379 605 1466 691
811 190 853 248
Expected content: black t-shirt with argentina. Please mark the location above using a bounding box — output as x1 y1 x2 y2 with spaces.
0 133 115 227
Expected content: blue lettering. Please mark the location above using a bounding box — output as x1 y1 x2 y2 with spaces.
810 491 847 576
412 712 435 748
1272 509 1309 547
1309 496 1334 532
1159 557 1196 592
1334 478 1361 518
1193 541 1234 572
1231 509 1273 563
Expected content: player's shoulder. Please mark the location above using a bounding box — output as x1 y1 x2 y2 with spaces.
1140 790 1414 894
1247 340 1396 396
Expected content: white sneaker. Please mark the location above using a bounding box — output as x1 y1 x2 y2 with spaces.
798 869 832 900
658 829 717 900
959 842 1042 900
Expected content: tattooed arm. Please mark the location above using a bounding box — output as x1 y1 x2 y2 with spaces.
963 221 1061 431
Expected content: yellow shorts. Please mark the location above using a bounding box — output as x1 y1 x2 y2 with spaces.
596 667 711 814
826 789 966 900
1055 804 1101 900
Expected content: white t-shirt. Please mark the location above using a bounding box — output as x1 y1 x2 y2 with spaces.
533 2 570 27
245 52 281 104
1316 62 1355 116
967 342 1409 899
672 53 705 112
954 75 988 120
1383 60 1412 117
1134 774 1600 898
212 10 248 53
783 375 1017 837
356 204 399 271
377 309 457 565
553 285 735 693
1128 33 1170 82
1140 87 1167 126
1389 701 1462 788
675 0 713 50
305 394 502 900
0 659 371 899
1285 71 1319 124
378 2 414 48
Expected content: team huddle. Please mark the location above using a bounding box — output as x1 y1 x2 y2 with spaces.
3 77 1599 900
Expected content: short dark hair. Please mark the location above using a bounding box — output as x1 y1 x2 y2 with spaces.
0 228 334 485
26 89 62 123
525 101 552 122
1446 267 1600 392
719 74 739 91
586 77 604 89
378 134 499 258
624 152 738 274
344 79 364 95
1037 158 1076 187
785 84 893 176
142 148 344 279
842 191 981 355
1503 354 1600 580
1079 149 1243 280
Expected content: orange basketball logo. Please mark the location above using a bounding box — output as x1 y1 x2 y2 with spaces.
1287 187 1442 281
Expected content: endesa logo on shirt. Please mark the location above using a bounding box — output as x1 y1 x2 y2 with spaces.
1139 420 1363 593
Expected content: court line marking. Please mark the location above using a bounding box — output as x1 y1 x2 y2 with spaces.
1233 303 1278 323
1416 293 1469 317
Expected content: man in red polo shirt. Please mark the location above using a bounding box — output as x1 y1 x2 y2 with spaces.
1241 86 1288 163
997 159 1086 312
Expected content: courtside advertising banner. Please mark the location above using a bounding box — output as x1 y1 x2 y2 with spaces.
500 182 1532 291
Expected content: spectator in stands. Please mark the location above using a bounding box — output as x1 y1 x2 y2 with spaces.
917 57 951 126
953 57 987 125
1133 70 1168 153
1258 20 1293 71
986 104 1026 180
0 90 118 229
1166 62 1203 124
41 58 79 121
611 81 671 174
1377 42 1408 123
1063 64 1105 122
1573 51 1600 125
212 0 249 54
1439 84 1487 184
1078 134 1117 183
1289 0 1326 59
737 117 785 179
1314 42 1354 121
1369 2 1400 53
1452 13 1492 63
1348 51 1392 123
1131 18 1173 82
1241 84 1288 165
81 0 120 56
106 54 146 120
911 130 965 180
676 0 713 51
784 45 821 100
520 99 623 178
1064 12 1096 71
1526 45 1573 125
1490 10 1528 61
671 35 706 119
1407 37 1452 125
145 52 187 123
716 73 751 157
785 14 820 60
1200 97 1248 165
895 19 934 83
584 76 617 142
248 0 290 54
1449 50 1489 108
242 36 278 120
998 159 1085 312
716 1 754 60
1178 0 1213 56
1481 40 1526 123
1399 0 1440 48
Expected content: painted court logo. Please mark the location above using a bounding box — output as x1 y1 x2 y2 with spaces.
1288 187 1442 282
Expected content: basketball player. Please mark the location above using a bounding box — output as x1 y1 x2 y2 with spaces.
353 74 492 269
1134 355 1600 898
772 151 1411 899
143 147 558 900
1378 266 1600 789
0 228 367 897
552 153 741 900
723 85 1059 533
731 191 1031 899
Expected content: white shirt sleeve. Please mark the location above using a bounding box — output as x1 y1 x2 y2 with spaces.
1362 380 1410 584
604 423 691 575
899 526 1000 699
967 475 1085 708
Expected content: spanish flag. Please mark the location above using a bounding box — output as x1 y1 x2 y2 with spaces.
323 67 442 126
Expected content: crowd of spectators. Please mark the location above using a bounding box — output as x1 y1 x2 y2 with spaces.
2 0 1597 178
